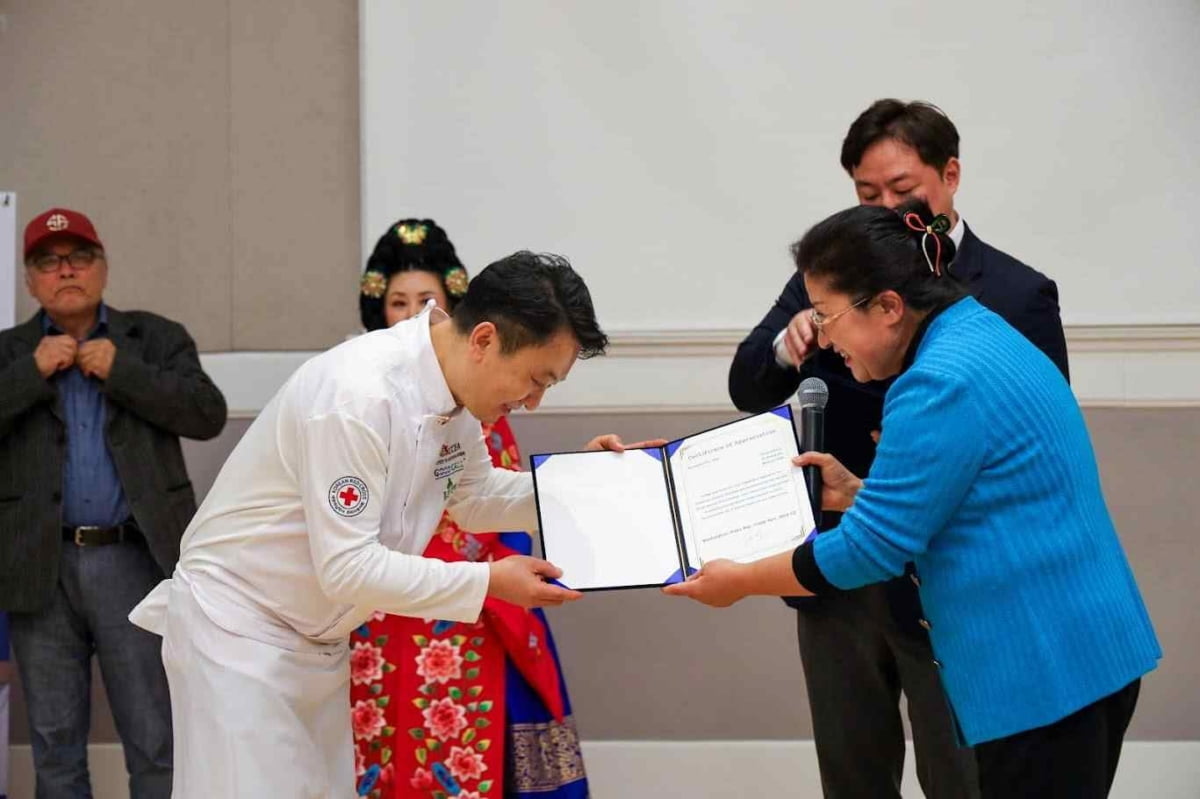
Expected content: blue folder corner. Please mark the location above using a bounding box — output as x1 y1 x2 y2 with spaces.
663 565 699 585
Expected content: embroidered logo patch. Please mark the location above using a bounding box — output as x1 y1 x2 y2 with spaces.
433 441 467 480
328 476 369 517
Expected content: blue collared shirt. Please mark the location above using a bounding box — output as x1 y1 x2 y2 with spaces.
42 304 130 527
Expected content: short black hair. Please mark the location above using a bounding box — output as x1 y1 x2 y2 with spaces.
840 99 960 174
359 218 467 332
452 251 608 359
792 199 966 312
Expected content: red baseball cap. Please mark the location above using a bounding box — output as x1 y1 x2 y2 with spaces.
24 208 104 260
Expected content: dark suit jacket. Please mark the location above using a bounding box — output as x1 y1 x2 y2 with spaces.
0 307 227 612
727 224 1069 618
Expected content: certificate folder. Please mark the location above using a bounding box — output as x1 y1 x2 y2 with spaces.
531 406 818 591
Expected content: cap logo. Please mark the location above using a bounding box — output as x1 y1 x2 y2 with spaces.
47 214 69 232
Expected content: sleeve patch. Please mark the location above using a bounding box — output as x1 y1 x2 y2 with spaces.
328 476 370 517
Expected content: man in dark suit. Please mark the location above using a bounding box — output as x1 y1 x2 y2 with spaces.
0 207 226 798
728 100 1069 798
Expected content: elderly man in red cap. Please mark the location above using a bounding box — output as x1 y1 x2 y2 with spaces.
0 208 227 798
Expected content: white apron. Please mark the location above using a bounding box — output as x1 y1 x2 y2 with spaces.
160 575 352 797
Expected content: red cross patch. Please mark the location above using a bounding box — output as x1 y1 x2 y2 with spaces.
328 476 369 517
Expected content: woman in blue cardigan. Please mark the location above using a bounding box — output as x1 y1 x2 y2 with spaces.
666 201 1160 797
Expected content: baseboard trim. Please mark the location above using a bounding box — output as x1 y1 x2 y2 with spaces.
201 324 1200 417
9 740 1199 798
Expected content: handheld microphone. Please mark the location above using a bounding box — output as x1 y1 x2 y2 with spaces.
798 377 828 526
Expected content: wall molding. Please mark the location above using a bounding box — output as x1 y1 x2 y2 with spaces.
609 323 1200 354
1065 324 1200 352
200 325 1200 418
10 740 1200 798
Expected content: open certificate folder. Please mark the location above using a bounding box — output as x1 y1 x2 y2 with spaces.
531 406 818 591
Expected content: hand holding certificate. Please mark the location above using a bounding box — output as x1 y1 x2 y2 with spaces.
532 407 818 591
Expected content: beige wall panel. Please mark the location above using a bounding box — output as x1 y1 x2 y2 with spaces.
228 3 360 349
8 407 1199 744
0 0 233 349
513 409 1200 741
1085 408 1200 741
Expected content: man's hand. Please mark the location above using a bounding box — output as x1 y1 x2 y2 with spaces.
76 339 117 380
487 556 583 608
778 310 819 368
33 335 78 379
583 434 670 452
662 559 750 607
794 451 862 512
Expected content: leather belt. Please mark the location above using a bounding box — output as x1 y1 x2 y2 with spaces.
62 521 141 547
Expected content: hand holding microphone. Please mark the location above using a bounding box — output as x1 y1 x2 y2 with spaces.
797 377 828 525
793 451 862 513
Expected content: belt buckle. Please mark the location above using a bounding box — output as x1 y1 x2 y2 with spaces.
73 525 102 546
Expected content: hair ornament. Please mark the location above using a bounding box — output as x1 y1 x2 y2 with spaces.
360 269 387 298
395 223 428 245
444 265 469 298
903 211 948 277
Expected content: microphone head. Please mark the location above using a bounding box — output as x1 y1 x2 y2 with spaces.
798 377 829 410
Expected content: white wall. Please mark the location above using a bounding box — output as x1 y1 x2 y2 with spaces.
361 0 1200 331
1 192 15 329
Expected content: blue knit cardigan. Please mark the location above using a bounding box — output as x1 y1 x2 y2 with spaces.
813 297 1160 745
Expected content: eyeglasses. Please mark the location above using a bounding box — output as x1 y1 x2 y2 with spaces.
809 296 871 331
28 249 103 274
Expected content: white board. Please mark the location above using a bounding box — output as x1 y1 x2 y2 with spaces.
362 1 1200 329
0 193 16 330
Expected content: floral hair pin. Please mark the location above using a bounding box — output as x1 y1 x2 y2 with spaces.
396 223 428 245
360 270 387 298
444 266 469 298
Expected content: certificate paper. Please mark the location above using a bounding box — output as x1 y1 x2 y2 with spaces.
532 407 817 591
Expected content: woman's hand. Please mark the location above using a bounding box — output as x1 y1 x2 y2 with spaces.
661 559 750 607
794 452 862 512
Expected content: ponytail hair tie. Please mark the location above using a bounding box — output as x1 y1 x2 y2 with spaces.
903 212 951 276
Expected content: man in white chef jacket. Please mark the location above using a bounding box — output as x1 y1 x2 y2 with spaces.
131 251 638 798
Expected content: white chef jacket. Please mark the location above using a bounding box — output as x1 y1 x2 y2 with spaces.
132 309 537 647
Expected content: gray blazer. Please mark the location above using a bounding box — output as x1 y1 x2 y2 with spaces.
0 307 227 612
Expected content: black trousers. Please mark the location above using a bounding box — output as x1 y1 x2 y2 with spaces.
974 679 1141 799
795 582 979 798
